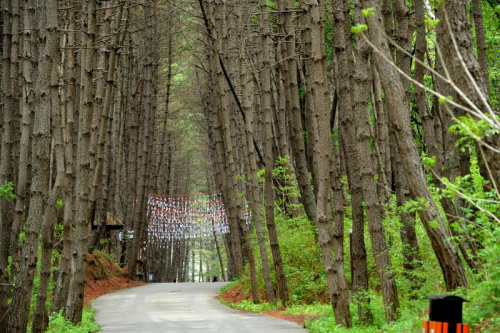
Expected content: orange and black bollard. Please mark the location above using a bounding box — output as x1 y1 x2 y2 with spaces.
456 323 470 333
423 321 458 333
426 295 469 333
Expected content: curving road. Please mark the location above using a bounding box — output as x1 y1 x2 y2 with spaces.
92 282 307 332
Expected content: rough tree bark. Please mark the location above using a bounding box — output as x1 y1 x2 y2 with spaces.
362 0 468 290
66 0 97 323
52 3 77 312
31 12 63 330
332 0 372 324
0 3 16 329
472 0 490 97
261 0 288 306
352 6 399 321
281 0 318 226
7 0 55 330
239 0 275 303
303 0 351 326
437 1 499 187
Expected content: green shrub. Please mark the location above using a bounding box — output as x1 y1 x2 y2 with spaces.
46 307 100 333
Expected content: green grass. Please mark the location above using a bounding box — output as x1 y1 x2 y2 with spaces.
218 279 240 295
305 297 427 332
219 298 281 313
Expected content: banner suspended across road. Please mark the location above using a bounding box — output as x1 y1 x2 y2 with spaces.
147 192 251 243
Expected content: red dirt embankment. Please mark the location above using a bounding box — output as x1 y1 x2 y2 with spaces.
217 282 317 326
84 252 145 306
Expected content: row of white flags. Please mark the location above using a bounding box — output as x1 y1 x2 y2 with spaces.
147 192 252 242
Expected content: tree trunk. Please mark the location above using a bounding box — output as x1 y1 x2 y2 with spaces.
437 1 499 187
11 0 36 285
0 2 16 329
66 0 97 323
472 0 490 97
362 0 468 290
351 6 399 321
303 0 351 326
7 0 55 330
261 0 288 306
332 0 372 324
282 0 318 226
52 3 77 312
31 14 63 330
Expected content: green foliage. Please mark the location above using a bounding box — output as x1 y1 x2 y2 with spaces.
243 208 325 304
463 225 500 332
425 18 440 31
55 222 64 240
223 143 500 331
47 308 101 333
400 197 430 214
55 198 64 211
274 213 325 303
218 279 240 295
257 168 266 183
283 303 331 316
222 170 500 332
449 114 499 147
220 298 280 313
482 3 500 107
361 8 375 18
351 24 368 34
0 181 16 201
272 156 301 204
438 95 453 105
306 297 427 332
434 0 446 8
422 154 437 170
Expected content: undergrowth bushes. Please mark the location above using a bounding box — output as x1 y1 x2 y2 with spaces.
223 162 500 332
46 308 100 333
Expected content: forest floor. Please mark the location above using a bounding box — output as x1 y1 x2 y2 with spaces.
217 281 319 326
84 252 145 306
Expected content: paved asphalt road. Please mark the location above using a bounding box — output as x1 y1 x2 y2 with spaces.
92 282 308 332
